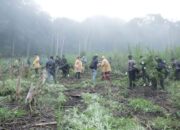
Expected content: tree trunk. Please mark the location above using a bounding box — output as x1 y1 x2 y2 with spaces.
12 38 15 57
26 41 30 58
60 38 65 57
78 41 81 56
56 34 59 56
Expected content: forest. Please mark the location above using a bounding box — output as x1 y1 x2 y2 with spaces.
1 0 180 57
0 0 180 130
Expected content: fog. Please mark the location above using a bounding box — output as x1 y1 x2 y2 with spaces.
0 0 180 57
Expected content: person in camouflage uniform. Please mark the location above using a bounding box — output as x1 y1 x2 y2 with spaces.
128 55 136 89
154 56 167 90
171 58 180 80
139 56 149 86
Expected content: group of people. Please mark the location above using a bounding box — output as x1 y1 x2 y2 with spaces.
31 54 112 85
31 54 70 83
128 55 180 90
31 53 180 89
74 55 112 84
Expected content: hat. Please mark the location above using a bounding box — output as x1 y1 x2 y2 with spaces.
102 56 105 59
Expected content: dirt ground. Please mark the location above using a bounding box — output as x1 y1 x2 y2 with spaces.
0 76 178 130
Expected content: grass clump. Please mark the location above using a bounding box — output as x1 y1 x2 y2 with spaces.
129 98 162 113
58 93 145 130
61 103 112 130
110 117 145 130
152 117 180 130
37 84 67 109
82 93 101 104
0 79 16 96
0 107 26 122
167 81 180 109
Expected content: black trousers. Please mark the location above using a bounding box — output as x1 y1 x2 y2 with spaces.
175 69 180 80
151 74 164 90
62 68 69 77
128 70 136 88
75 72 81 79
142 69 149 84
50 71 56 84
35 68 39 74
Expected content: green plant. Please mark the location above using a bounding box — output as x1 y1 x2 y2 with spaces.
82 93 101 104
61 103 112 130
37 83 67 109
0 79 16 96
129 98 162 113
0 107 26 122
110 117 145 130
167 81 180 108
152 117 180 130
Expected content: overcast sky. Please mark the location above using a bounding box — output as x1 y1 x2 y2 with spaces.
36 0 180 22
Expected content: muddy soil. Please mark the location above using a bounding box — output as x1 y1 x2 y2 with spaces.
0 76 178 130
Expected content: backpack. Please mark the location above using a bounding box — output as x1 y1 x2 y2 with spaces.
89 61 94 69
177 61 180 67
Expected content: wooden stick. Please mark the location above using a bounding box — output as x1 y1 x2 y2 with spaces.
33 121 57 127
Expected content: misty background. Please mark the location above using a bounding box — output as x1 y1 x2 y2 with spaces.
0 0 180 57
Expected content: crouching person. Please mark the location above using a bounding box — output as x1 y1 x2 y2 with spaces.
46 56 56 84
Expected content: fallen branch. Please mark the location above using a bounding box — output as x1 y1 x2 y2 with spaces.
32 121 57 127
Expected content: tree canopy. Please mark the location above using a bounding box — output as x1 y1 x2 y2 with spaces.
0 0 180 57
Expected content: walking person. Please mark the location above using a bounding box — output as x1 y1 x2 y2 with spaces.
46 56 56 83
128 55 136 89
171 58 180 80
81 55 88 73
61 55 69 78
89 55 99 85
33 54 41 74
74 56 83 79
139 56 149 86
155 57 166 90
99 56 112 83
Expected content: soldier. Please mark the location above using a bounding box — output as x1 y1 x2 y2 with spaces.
55 56 61 68
139 56 149 86
46 56 56 83
61 55 70 78
89 55 99 84
155 57 166 89
171 58 180 80
81 55 87 73
128 55 136 89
